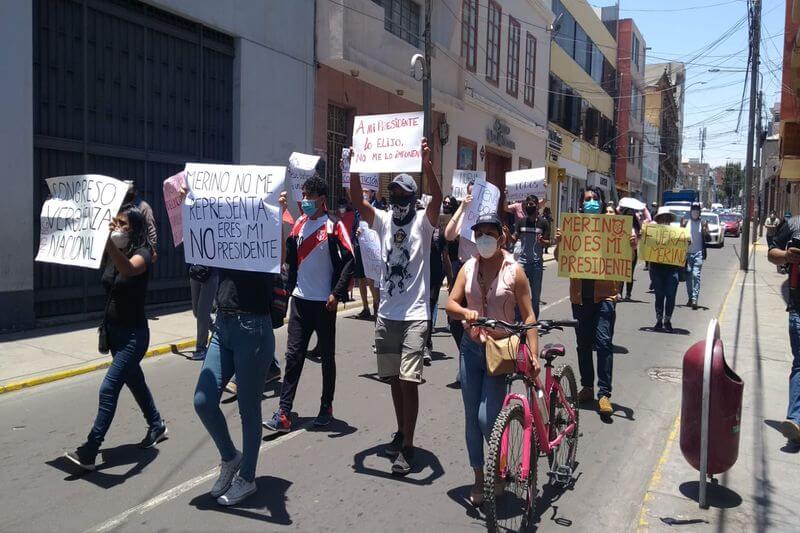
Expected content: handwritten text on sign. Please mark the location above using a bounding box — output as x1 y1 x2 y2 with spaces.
557 214 633 282
36 174 127 269
287 152 321 202
451 169 484 201
163 171 185 247
343 171 379 191
460 178 501 242
505 168 547 202
183 163 285 273
350 112 424 173
357 221 383 283
639 224 690 267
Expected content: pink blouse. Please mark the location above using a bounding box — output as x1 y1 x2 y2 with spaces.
463 251 519 339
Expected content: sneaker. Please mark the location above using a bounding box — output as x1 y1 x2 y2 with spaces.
140 421 168 448
263 410 291 433
692 301 699 311
654 319 664 331
356 309 372 320
386 431 404 457
664 319 673 333
64 448 96 471
687 298 693 307
780 420 800 443
423 347 433 366
598 396 613 415
313 404 333 427
265 364 281 384
225 380 237 395
191 348 207 361
217 474 256 506
391 446 415 476
577 387 594 404
210 450 243 498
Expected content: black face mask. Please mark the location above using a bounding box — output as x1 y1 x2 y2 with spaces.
526 206 537 216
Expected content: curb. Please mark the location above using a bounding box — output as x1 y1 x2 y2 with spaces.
0 298 374 396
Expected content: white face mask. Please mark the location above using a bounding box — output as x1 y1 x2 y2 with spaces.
110 230 130 249
475 235 499 259
338 207 346 214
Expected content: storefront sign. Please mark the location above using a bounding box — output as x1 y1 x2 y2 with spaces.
557 213 633 282
486 119 516 150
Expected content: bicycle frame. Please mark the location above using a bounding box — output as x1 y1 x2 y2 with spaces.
498 340 578 482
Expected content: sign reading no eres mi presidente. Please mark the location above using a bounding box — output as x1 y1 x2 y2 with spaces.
557 213 633 282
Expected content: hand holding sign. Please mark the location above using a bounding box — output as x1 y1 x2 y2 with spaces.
163 171 186 247
287 152 321 202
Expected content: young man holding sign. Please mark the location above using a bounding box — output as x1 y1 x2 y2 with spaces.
512 195 550 318
349 139 442 475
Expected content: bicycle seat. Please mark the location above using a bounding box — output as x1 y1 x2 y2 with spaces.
540 343 566 360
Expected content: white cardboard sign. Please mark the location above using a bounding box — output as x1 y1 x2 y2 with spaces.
506 168 547 201
460 179 501 242
343 172 379 191
451 169 484 201
183 163 285 273
35 174 128 269
357 221 383 283
350 111 424 173
287 152 321 202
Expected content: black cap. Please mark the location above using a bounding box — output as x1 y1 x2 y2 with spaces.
388 173 418 194
471 213 503 232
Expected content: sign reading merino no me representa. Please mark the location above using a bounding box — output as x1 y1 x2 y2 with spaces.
557 213 633 282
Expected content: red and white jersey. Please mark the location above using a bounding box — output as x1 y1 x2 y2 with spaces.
290 214 353 302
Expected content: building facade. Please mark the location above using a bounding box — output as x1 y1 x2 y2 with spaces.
0 0 316 330
642 121 660 204
778 0 800 215
645 65 683 198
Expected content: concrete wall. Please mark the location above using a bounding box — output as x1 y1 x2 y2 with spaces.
0 0 34 328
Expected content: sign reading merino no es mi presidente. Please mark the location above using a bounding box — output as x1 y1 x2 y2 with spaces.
557 213 634 283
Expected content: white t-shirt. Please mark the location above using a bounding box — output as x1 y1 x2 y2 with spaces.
371 209 435 321
293 216 333 302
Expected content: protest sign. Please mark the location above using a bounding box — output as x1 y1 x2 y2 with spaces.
357 221 383 283
420 194 432 209
36 174 128 269
451 170 484 200
460 179 501 242
183 163 285 273
343 171 379 191
557 213 633 282
350 111 424 173
163 171 185 246
640 224 690 267
506 168 547 202
287 152 321 202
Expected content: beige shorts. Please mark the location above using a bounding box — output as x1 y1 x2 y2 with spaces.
375 317 429 383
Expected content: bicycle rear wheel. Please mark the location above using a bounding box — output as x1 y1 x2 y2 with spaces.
484 403 538 533
548 364 579 485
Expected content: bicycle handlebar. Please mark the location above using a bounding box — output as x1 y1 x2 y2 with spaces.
471 317 578 333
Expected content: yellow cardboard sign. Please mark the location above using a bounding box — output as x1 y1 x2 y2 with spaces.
640 224 690 267
557 213 633 282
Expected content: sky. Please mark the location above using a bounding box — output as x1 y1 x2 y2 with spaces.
592 0 785 169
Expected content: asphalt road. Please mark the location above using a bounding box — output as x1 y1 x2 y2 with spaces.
0 243 741 532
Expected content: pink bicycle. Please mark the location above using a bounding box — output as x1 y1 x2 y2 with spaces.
473 318 580 533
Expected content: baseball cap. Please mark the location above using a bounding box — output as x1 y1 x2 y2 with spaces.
471 213 504 233
388 173 418 194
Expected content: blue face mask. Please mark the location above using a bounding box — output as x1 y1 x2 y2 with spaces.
583 199 601 214
301 199 317 216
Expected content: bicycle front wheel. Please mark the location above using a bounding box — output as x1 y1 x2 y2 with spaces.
548 364 579 485
484 403 538 533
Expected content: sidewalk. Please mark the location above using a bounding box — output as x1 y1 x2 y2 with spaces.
639 239 800 531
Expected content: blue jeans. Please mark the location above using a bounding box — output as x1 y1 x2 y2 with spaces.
787 312 800 423
522 263 544 319
459 336 506 468
83 326 161 457
572 301 615 398
193 313 274 482
686 250 704 303
652 268 680 320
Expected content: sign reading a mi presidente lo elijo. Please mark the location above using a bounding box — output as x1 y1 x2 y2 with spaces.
183 163 285 273
350 111 424 174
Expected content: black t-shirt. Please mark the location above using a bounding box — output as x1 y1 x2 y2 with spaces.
430 228 445 285
770 217 800 310
102 247 151 327
216 268 274 315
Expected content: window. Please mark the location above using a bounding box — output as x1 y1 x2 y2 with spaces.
630 86 640 122
632 34 640 71
628 134 635 160
524 32 537 107
327 104 351 205
383 0 420 48
461 0 478 72
583 107 599 145
506 16 521 97
457 137 477 170
519 157 532 170
574 24 590 73
602 59 617 96
485 0 502 85
548 75 581 137
552 0 576 58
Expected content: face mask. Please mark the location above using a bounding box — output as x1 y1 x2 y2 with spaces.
583 199 601 214
110 230 130 249
691 211 700 220
301 199 317 216
390 194 414 222
526 206 537 216
475 234 499 259
338 207 346 214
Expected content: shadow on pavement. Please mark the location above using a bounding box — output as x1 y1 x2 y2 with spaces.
764 420 800 454
430 350 453 362
48 444 159 488
612 345 629 354
445 485 483 521
352 444 444 486
529 469 581 530
189 475 292 525
303 417 358 439
678 480 742 509
638 326 692 336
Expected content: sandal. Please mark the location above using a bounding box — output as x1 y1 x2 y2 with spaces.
469 487 485 507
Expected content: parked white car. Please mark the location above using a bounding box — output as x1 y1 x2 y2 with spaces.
701 211 724 247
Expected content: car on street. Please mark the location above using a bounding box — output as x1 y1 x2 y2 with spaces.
701 211 725 247
719 214 741 237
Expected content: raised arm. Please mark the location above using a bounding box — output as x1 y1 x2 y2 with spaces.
422 138 443 227
445 194 471 241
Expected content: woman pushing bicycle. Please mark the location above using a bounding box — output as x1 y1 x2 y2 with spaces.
445 213 540 507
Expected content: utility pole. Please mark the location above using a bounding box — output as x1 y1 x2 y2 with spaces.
699 127 707 203
740 0 760 271
422 0 432 145
755 90 764 241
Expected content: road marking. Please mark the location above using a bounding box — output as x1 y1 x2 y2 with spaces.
85 428 308 533
540 296 570 313
636 266 742 531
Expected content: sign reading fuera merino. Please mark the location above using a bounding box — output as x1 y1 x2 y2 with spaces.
486 119 515 150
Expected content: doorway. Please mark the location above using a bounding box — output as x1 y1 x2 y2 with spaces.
484 147 512 208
